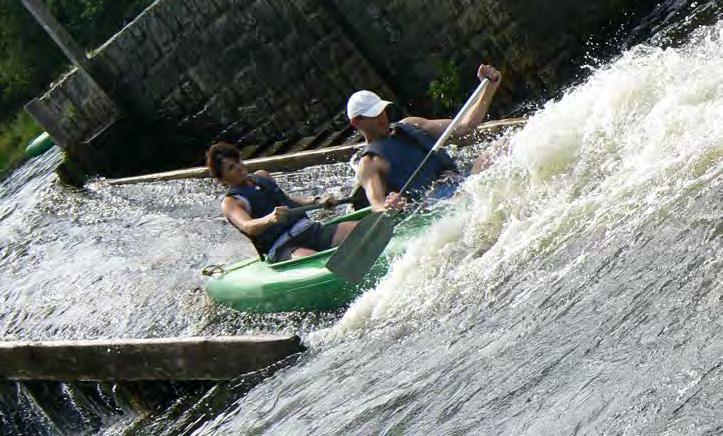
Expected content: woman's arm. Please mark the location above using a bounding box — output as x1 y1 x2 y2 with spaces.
222 197 288 236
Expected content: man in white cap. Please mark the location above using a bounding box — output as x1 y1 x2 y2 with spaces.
347 63 502 212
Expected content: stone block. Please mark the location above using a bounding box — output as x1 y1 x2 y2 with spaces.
169 0 199 34
228 3 258 32
104 33 138 75
89 46 122 82
25 98 68 148
159 87 187 118
154 2 182 35
178 78 206 109
202 87 238 123
187 65 218 97
52 89 87 142
62 74 98 120
193 0 223 19
290 0 318 16
148 9 177 55
212 0 234 11
144 54 184 99
133 6 159 37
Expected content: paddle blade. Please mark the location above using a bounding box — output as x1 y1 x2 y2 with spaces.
326 212 395 283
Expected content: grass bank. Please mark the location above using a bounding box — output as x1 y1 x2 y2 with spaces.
0 111 42 176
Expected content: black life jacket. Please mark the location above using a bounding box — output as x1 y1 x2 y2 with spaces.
361 122 458 199
226 174 306 257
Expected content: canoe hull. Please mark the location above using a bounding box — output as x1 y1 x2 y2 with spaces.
25 132 55 158
204 206 434 313
205 208 375 313
205 252 358 312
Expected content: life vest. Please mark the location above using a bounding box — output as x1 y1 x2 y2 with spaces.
226 174 307 257
361 122 458 198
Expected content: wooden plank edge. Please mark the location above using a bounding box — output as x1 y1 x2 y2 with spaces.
0 335 305 382
106 118 526 186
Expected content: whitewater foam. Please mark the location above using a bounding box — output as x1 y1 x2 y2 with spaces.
312 21 723 345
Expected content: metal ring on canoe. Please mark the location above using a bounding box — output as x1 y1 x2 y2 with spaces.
202 264 226 276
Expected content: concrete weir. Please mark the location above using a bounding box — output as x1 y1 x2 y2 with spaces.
0 335 304 381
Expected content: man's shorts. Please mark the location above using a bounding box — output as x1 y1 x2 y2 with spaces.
428 172 464 201
272 222 339 262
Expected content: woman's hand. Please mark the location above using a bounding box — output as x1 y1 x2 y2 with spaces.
267 206 289 224
319 195 337 209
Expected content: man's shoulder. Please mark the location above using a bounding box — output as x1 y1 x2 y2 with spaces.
398 117 429 129
358 152 389 175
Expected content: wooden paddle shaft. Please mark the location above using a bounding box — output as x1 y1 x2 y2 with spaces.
287 196 353 216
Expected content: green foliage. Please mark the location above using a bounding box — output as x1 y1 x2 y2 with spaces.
0 0 61 112
427 60 464 114
0 111 42 173
0 0 150 174
0 0 151 122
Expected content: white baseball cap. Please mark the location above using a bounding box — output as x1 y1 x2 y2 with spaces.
346 90 392 120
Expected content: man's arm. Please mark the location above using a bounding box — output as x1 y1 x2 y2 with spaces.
222 197 287 236
402 64 502 139
357 154 389 213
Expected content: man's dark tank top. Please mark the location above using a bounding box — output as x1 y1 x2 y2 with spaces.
361 122 458 198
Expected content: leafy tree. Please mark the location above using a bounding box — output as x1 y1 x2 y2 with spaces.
0 0 150 171
427 60 464 115
0 0 151 122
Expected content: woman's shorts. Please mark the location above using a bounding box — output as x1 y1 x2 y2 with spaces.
273 222 339 262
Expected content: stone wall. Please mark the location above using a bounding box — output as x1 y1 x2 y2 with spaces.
89 0 391 149
26 0 658 181
328 0 655 113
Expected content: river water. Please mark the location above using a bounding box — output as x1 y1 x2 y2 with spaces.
1 2 722 435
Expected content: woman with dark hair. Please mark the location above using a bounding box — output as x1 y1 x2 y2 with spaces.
207 142 357 262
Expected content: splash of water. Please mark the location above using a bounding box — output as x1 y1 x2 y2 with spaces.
315 21 723 345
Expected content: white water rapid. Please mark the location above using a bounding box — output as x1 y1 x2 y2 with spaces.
196 20 721 436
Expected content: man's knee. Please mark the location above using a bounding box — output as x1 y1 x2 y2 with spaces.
291 247 317 259
332 221 357 246
471 151 493 174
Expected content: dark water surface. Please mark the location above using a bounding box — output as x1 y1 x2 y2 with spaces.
1 1 721 434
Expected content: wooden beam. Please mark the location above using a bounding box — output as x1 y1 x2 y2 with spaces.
107 142 364 185
0 335 304 381
20 0 93 73
107 118 527 185
20 0 121 145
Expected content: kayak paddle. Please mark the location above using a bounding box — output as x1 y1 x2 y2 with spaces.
326 78 491 283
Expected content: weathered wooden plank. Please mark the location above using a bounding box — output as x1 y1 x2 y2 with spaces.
20 0 92 73
0 335 304 381
21 0 121 149
106 117 526 185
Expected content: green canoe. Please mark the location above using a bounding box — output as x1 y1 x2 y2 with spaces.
25 132 55 157
204 207 433 313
